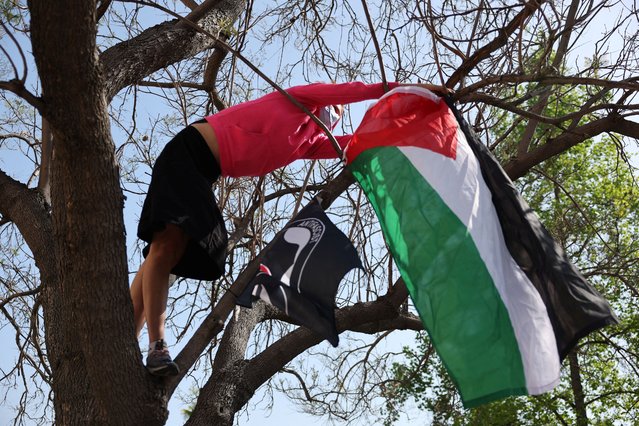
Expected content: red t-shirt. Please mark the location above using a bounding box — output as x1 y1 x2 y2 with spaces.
205 82 399 177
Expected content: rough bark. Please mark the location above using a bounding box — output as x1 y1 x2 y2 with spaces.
26 1 163 424
568 351 588 426
185 304 265 426
100 0 245 101
12 0 249 422
186 281 412 424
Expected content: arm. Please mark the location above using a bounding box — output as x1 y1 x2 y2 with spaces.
286 82 453 108
400 82 454 96
302 134 352 160
286 82 400 108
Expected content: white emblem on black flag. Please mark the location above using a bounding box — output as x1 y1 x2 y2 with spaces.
237 199 362 346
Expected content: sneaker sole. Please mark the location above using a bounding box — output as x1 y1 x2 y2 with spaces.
147 362 179 377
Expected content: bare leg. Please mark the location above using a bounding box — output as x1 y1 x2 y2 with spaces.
139 224 188 344
130 262 146 337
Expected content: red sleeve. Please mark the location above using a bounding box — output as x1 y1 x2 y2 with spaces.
286 82 399 108
302 134 352 160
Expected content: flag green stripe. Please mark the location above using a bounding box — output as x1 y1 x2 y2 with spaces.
350 146 528 406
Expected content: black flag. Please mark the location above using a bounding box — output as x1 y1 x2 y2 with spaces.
237 200 362 346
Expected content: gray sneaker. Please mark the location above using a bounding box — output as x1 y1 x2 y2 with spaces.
146 340 179 376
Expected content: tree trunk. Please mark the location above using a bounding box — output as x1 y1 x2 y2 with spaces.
186 281 412 423
186 304 265 426
27 0 164 423
21 0 249 422
568 350 588 426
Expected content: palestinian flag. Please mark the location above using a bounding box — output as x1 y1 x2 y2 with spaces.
346 87 618 407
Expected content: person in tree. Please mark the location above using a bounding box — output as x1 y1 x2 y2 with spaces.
130 81 451 376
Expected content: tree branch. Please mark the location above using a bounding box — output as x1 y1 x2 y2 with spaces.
517 0 581 156
0 80 44 111
182 0 226 26
460 91 639 126
203 46 229 111
180 0 199 10
239 280 411 407
0 285 41 310
100 0 246 101
37 118 52 203
360 0 388 91
447 0 546 87
456 74 639 98
96 0 112 20
280 368 320 403
503 115 638 179
0 169 53 274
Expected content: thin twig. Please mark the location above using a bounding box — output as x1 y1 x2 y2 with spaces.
0 286 41 310
360 0 388 91
292 160 316 217
447 0 546 87
0 20 28 82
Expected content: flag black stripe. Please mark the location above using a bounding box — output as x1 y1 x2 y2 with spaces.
446 99 618 359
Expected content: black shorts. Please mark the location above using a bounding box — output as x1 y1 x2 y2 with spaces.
138 125 228 280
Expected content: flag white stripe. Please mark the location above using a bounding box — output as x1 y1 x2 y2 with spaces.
398 125 560 394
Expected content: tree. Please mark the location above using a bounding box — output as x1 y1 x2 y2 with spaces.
0 0 637 425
